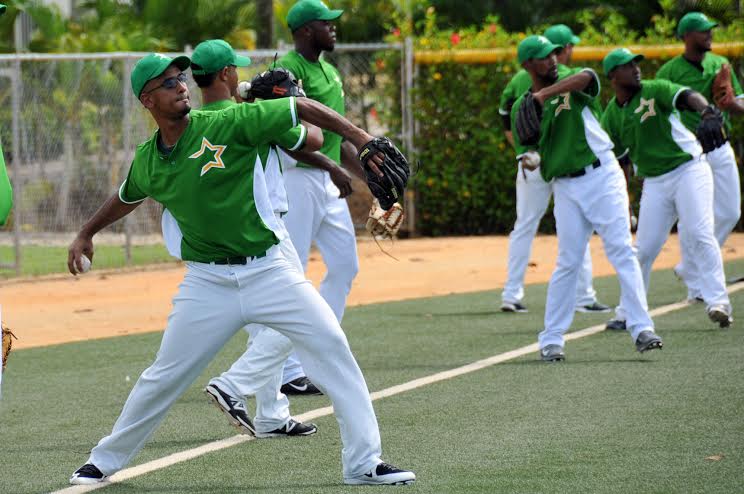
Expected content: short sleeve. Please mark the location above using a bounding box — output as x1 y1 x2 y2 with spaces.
655 61 672 81
499 78 518 115
273 124 307 151
119 162 148 204
228 98 299 146
578 68 600 98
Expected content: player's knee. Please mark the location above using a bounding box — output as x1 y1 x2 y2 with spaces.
326 255 359 282
717 205 741 232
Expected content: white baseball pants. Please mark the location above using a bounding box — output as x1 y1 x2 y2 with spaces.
87 246 382 479
677 142 740 298
209 219 303 434
539 162 654 349
281 166 359 384
502 164 598 307
635 160 729 310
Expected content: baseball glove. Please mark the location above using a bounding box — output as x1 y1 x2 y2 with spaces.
366 200 404 239
712 64 736 111
357 137 410 211
515 92 543 146
2 324 17 372
696 104 728 153
243 68 306 100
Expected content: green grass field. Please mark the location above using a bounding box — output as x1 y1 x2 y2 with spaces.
0 244 176 278
2 260 743 493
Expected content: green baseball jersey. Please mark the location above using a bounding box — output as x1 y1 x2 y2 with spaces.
511 68 613 181
0 138 11 227
601 80 700 177
119 97 299 262
656 53 743 130
499 65 572 116
277 50 344 166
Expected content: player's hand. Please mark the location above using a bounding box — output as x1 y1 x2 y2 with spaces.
328 166 353 198
68 235 94 276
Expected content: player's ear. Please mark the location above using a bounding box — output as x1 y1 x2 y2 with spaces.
139 92 155 109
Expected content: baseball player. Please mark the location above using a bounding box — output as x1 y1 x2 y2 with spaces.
271 0 367 393
499 24 609 314
656 12 744 302
161 39 320 438
67 53 415 486
0 6 10 227
511 36 662 361
601 48 732 328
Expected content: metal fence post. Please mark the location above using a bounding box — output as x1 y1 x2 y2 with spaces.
402 37 416 236
11 59 22 276
122 58 134 264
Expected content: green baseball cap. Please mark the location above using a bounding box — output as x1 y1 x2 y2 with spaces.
677 12 717 37
191 39 251 75
603 48 645 76
286 0 343 31
131 53 191 98
544 24 580 47
517 35 562 64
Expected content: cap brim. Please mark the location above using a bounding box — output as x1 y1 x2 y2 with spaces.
570 35 580 45
535 43 562 59
171 55 191 72
701 20 718 30
234 54 252 67
607 53 644 75
319 9 343 21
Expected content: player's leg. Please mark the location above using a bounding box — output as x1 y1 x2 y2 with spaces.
502 166 552 310
574 243 609 311
708 142 741 246
586 164 655 343
81 264 245 477
281 168 325 387
674 161 730 314
239 251 398 480
314 176 359 321
538 178 593 354
634 175 677 291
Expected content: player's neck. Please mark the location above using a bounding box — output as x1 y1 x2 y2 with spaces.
615 85 640 106
155 115 190 148
683 46 707 64
201 86 232 105
296 42 322 62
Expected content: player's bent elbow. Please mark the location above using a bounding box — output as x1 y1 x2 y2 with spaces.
304 124 324 152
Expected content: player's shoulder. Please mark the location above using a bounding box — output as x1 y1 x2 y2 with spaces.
704 51 729 67
276 51 304 72
656 55 682 76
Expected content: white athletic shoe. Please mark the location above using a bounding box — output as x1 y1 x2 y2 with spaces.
69 464 107 485
344 462 416 485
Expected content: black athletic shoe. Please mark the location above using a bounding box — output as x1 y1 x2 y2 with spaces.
344 462 416 485
280 376 323 396
576 302 611 313
605 318 627 331
204 383 256 435
256 418 318 438
500 302 528 313
635 330 663 353
70 464 107 485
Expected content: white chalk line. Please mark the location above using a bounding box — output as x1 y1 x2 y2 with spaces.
52 282 744 493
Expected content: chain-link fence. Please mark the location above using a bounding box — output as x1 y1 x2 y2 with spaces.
0 43 403 277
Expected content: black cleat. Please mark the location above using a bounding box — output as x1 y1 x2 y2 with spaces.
635 330 663 353
204 383 256 435
280 376 323 395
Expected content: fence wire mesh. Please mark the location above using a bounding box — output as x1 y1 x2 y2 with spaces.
0 44 403 277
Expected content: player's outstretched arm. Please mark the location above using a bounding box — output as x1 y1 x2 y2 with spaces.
295 98 384 176
676 89 709 112
67 193 141 275
340 141 366 181
533 70 595 105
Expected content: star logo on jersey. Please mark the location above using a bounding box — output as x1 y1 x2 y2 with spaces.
551 93 571 116
635 97 656 123
189 137 227 177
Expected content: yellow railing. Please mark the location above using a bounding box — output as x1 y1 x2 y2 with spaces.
414 42 744 64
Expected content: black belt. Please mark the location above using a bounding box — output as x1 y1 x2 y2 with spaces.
212 252 267 265
564 159 601 178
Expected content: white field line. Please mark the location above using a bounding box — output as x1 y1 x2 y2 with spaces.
51 282 744 493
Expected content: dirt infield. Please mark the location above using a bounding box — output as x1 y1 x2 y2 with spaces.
2 233 743 350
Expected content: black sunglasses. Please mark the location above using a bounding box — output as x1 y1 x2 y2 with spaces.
143 72 188 94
